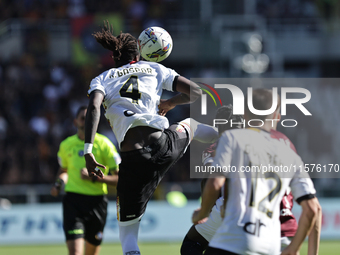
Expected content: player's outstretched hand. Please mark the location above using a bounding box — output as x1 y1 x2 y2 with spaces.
192 208 208 225
158 99 175 116
84 153 106 178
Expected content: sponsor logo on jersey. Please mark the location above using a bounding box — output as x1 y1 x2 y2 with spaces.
124 110 136 117
78 150 84 156
243 219 266 237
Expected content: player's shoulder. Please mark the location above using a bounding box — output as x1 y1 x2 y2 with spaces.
94 132 110 142
93 69 112 80
270 129 297 153
61 134 78 143
270 129 289 141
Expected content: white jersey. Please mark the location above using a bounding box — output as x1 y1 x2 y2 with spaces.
209 128 316 255
88 61 179 147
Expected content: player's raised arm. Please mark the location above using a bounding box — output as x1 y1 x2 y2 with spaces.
84 91 106 177
158 76 201 116
175 76 202 103
85 91 103 144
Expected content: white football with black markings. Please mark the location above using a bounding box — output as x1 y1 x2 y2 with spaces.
137 27 173 62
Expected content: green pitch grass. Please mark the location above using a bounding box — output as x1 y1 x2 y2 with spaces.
0 241 339 255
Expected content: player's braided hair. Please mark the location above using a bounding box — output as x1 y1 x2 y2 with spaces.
93 20 139 66
215 104 244 134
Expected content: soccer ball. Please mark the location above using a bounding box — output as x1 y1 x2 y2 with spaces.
137 27 173 62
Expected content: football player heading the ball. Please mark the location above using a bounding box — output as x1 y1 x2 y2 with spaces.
84 21 219 255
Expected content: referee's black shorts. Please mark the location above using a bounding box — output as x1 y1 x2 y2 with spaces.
63 192 108 245
116 123 190 224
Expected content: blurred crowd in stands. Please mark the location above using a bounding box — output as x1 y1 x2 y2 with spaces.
0 57 191 185
0 0 329 33
257 0 318 19
0 0 338 193
0 0 188 186
0 0 181 36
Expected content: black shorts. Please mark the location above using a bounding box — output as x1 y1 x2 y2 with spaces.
116 124 190 223
63 192 108 245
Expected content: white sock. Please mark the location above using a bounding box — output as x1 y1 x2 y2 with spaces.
179 118 218 143
119 221 141 255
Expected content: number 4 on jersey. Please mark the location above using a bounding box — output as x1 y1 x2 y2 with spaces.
119 76 141 104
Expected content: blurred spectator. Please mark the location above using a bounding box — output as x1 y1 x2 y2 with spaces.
29 113 50 136
121 0 147 34
68 0 86 18
256 0 318 19
0 112 8 140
